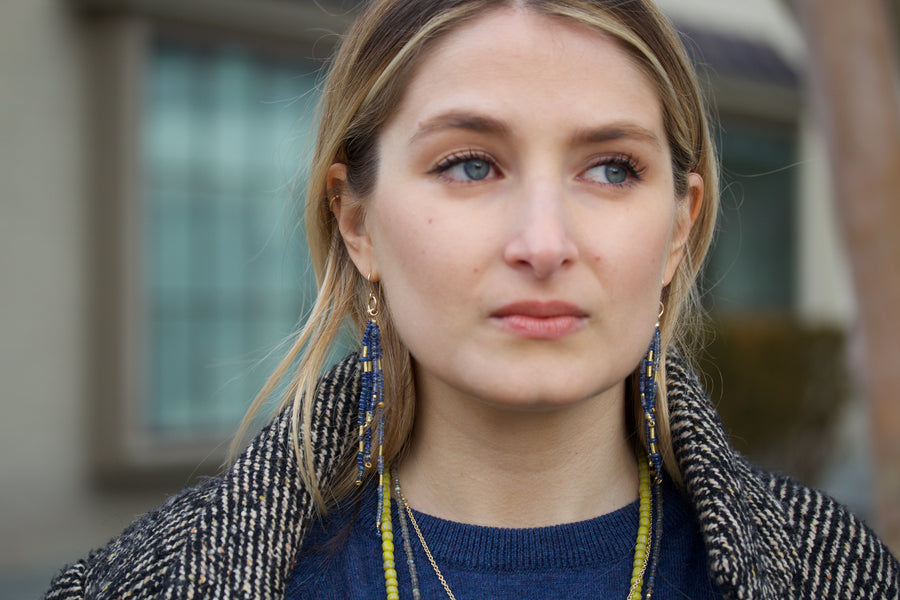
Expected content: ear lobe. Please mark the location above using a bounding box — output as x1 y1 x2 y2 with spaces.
663 172 703 285
327 163 379 280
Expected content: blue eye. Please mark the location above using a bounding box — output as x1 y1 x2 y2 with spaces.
584 163 630 184
582 155 643 186
433 152 497 182
462 159 491 180
603 164 628 184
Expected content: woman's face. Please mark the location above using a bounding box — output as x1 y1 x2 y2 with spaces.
333 7 701 412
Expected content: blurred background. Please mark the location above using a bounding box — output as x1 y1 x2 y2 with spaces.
1 0 898 597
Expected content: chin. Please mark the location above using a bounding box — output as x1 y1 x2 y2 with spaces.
472 379 623 413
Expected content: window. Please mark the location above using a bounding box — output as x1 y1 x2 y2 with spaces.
143 36 318 437
675 23 801 315
79 2 353 483
706 116 798 313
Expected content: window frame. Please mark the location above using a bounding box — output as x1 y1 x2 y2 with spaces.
78 1 353 489
679 25 803 316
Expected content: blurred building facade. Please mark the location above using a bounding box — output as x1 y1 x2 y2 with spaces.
0 0 870 596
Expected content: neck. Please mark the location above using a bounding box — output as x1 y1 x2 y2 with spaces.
397 380 638 528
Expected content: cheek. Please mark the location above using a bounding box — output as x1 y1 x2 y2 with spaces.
373 214 428 283
370 205 474 306
587 207 675 288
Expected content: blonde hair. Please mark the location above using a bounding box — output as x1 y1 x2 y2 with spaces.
235 0 719 510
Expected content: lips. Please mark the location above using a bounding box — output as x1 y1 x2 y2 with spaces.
490 301 588 339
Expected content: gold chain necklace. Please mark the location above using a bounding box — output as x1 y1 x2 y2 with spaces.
382 460 656 600
400 486 458 600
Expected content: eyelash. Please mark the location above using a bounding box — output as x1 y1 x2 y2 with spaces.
429 150 646 184
430 150 497 181
584 153 645 185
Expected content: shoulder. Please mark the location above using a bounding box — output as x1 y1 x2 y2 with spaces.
45 354 362 600
759 469 900 598
46 478 220 599
664 355 898 599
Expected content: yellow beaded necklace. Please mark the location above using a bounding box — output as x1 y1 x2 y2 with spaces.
379 458 657 600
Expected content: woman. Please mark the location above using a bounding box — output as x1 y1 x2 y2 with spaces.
46 1 899 599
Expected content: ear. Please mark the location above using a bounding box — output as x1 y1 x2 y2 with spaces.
662 172 703 286
327 163 379 281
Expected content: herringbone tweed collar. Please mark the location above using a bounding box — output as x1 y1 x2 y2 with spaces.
666 358 799 599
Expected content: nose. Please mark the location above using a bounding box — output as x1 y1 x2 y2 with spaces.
503 179 579 279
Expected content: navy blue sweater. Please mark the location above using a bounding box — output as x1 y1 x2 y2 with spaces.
287 477 721 599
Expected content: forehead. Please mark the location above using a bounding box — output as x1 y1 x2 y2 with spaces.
385 6 663 138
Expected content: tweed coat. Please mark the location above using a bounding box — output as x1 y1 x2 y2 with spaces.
46 353 899 600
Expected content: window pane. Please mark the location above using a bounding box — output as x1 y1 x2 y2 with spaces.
706 117 797 313
142 38 318 436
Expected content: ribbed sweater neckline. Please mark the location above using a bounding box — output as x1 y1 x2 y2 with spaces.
355 476 690 571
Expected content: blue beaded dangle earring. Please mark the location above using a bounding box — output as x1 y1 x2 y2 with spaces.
638 300 665 599
356 284 388 531
640 302 664 483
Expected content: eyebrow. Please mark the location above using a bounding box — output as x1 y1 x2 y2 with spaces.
410 112 512 144
570 123 662 149
410 111 661 150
